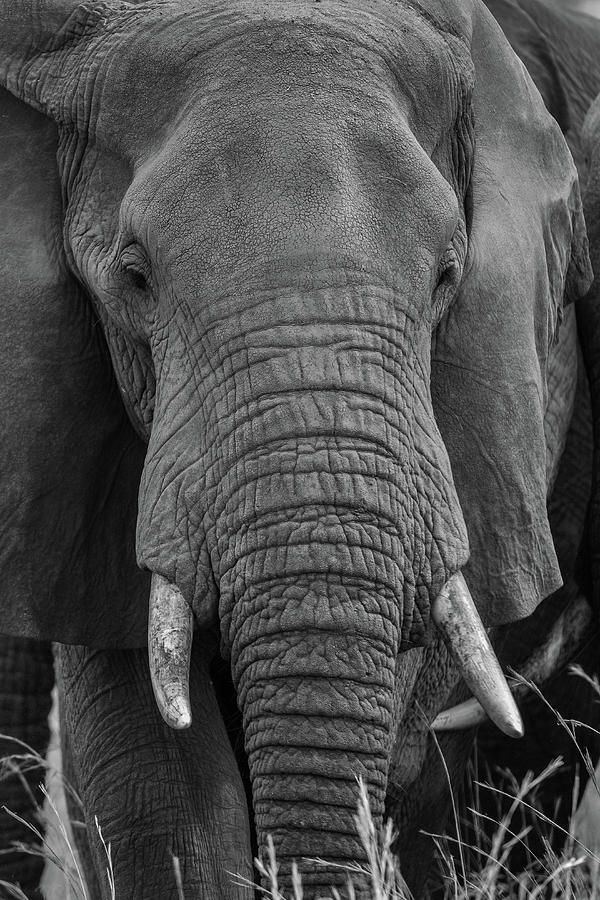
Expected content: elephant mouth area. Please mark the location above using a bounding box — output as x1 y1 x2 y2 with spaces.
146 569 523 738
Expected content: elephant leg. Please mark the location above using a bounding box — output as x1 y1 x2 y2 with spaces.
55 633 253 900
57 708 103 900
0 635 54 900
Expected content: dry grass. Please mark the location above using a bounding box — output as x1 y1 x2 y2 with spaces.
2 668 600 899
0 733 110 900
423 667 600 900
425 758 600 899
232 778 412 899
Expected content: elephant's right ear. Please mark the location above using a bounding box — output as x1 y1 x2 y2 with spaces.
0 74 148 643
432 2 592 630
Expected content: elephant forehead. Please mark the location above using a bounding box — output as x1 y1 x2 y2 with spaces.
87 0 472 162
122 92 459 268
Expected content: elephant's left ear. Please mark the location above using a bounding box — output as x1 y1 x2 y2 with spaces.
431 1 592 627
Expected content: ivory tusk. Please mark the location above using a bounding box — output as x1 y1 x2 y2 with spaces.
432 593 592 732
431 572 524 739
432 695 488 731
148 573 194 730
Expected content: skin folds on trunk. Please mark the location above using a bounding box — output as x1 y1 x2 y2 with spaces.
233 577 397 893
137 289 470 646
136 296 470 894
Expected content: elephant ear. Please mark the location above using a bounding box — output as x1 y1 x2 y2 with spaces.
0 7 149 648
431 2 592 627
483 0 570 132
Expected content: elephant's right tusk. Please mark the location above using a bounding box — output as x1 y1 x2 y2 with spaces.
148 573 194 730
432 593 593 732
431 572 524 739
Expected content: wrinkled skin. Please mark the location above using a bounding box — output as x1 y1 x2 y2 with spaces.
0 1 594 898
415 0 600 880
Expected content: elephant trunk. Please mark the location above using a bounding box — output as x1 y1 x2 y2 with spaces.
231 576 398 896
137 288 471 630
136 290 474 893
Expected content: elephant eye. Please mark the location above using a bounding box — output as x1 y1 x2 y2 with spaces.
431 245 462 326
128 267 149 292
435 247 459 293
432 216 468 323
120 245 152 293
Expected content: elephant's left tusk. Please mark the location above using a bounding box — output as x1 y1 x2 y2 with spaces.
431 572 524 739
432 593 593 732
148 573 194 730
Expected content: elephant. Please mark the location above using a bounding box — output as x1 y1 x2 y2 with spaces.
0 1 594 898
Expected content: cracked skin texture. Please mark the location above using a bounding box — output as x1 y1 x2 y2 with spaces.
0 0 594 897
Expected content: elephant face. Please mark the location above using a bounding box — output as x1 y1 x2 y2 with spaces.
73 33 470 635
0 0 592 893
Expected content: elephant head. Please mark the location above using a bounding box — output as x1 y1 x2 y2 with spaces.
0 0 592 894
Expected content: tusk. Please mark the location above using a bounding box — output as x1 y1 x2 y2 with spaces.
432 593 592 732
148 573 194 730
431 572 524 739
432 695 488 731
